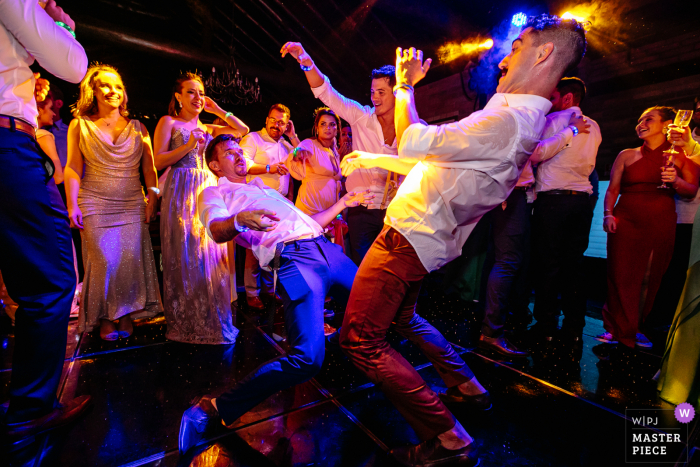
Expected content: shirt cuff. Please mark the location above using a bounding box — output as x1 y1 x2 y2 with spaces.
311 75 330 98
398 122 435 161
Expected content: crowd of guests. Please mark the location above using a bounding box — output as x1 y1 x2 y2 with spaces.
2 1 700 464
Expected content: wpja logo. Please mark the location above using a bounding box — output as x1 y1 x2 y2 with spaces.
626 407 691 463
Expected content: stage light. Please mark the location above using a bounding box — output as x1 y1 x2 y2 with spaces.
512 13 527 27
437 37 494 63
562 11 586 22
481 39 494 49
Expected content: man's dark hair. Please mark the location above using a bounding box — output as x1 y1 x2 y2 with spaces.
205 134 240 174
556 77 586 106
268 103 290 118
371 65 396 87
695 96 700 109
524 14 587 74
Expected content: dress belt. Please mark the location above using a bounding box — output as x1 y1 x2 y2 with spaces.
0 114 35 140
538 189 588 196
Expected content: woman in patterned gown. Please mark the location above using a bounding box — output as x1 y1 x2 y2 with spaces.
153 73 248 344
65 64 162 341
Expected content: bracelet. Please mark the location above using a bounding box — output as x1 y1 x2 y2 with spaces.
55 21 76 39
392 83 414 96
603 215 615 219
266 164 270 173
604 209 612 213
293 147 299 158
569 125 579 137
233 213 250 233
147 186 160 196
300 63 313 72
224 111 234 120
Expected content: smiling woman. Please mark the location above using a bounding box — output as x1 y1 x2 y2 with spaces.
64 64 163 341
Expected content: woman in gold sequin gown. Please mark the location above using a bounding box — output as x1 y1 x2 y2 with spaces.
153 73 248 344
64 64 162 340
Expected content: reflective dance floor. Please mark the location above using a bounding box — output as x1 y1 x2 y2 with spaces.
1 273 693 466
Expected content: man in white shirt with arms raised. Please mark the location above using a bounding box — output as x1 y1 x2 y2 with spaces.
0 0 89 449
281 42 402 265
339 15 587 467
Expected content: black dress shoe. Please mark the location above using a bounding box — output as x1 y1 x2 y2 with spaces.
478 335 530 357
439 387 492 411
5 395 92 448
389 437 479 467
179 395 221 454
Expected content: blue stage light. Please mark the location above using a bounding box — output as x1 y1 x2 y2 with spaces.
512 13 527 27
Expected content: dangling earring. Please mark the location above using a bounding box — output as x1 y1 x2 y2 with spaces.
663 126 669 135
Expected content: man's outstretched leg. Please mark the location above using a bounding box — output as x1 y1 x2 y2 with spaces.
340 226 480 467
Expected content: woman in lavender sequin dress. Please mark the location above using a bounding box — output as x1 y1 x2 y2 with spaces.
154 73 248 344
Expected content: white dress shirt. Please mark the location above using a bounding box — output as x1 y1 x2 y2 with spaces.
676 130 700 223
199 177 323 270
240 128 292 196
312 75 400 209
0 0 87 127
387 93 552 272
531 106 602 194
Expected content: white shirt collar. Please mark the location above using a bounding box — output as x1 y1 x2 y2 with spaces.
486 93 553 114
218 176 266 188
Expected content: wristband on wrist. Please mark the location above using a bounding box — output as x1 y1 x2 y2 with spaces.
569 125 579 137
392 83 414 96
55 21 76 39
233 213 250 233
224 111 234 120
603 215 615 220
266 164 270 173
147 186 160 196
293 147 299 158
300 63 313 72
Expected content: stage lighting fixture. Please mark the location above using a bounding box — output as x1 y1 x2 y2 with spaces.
512 13 527 27
562 11 586 22
481 39 494 49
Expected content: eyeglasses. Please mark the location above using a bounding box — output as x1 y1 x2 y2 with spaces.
267 117 288 127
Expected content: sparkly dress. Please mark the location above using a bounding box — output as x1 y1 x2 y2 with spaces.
77 117 162 332
161 127 238 344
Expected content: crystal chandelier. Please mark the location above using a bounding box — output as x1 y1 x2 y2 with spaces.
204 58 261 106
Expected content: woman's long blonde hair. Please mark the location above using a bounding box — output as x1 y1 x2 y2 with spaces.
71 63 129 118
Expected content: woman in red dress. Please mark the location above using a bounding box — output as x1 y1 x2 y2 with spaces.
600 107 699 348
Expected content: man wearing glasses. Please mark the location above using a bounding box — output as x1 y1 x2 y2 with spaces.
240 104 300 311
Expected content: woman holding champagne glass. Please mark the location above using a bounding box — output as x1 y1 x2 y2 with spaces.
599 106 699 349
153 72 249 344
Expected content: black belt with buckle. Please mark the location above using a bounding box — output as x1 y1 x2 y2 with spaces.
539 189 588 196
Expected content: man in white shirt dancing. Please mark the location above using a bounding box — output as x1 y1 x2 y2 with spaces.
281 42 402 265
339 15 587 467
178 134 372 454
0 0 89 449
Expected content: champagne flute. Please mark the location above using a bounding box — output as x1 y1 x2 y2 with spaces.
658 152 676 189
664 110 694 155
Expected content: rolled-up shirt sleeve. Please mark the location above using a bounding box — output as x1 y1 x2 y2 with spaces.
198 186 232 240
311 75 370 125
398 109 518 164
0 0 88 83
239 133 258 170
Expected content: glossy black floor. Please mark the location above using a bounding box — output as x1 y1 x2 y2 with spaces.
1 273 698 467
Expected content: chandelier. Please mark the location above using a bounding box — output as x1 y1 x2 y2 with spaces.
204 57 261 106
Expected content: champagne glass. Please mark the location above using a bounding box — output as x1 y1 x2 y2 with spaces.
658 152 676 189
664 110 693 155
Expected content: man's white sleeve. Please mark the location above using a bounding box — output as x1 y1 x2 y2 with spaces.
0 0 87 83
198 187 231 240
398 108 518 163
239 133 258 170
311 75 370 125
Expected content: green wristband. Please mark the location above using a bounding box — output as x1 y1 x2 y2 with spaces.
55 21 76 39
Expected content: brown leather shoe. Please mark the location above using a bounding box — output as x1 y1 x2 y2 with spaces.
478 334 530 357
247 296 265 310
439 387 492 411
5 395 92 447
389 437 479 467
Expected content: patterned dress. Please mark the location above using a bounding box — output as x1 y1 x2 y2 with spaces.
77 117 162 331
161 127 238 344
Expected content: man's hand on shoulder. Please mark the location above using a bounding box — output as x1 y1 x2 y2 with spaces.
237 209 281 232
568 113 590 135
